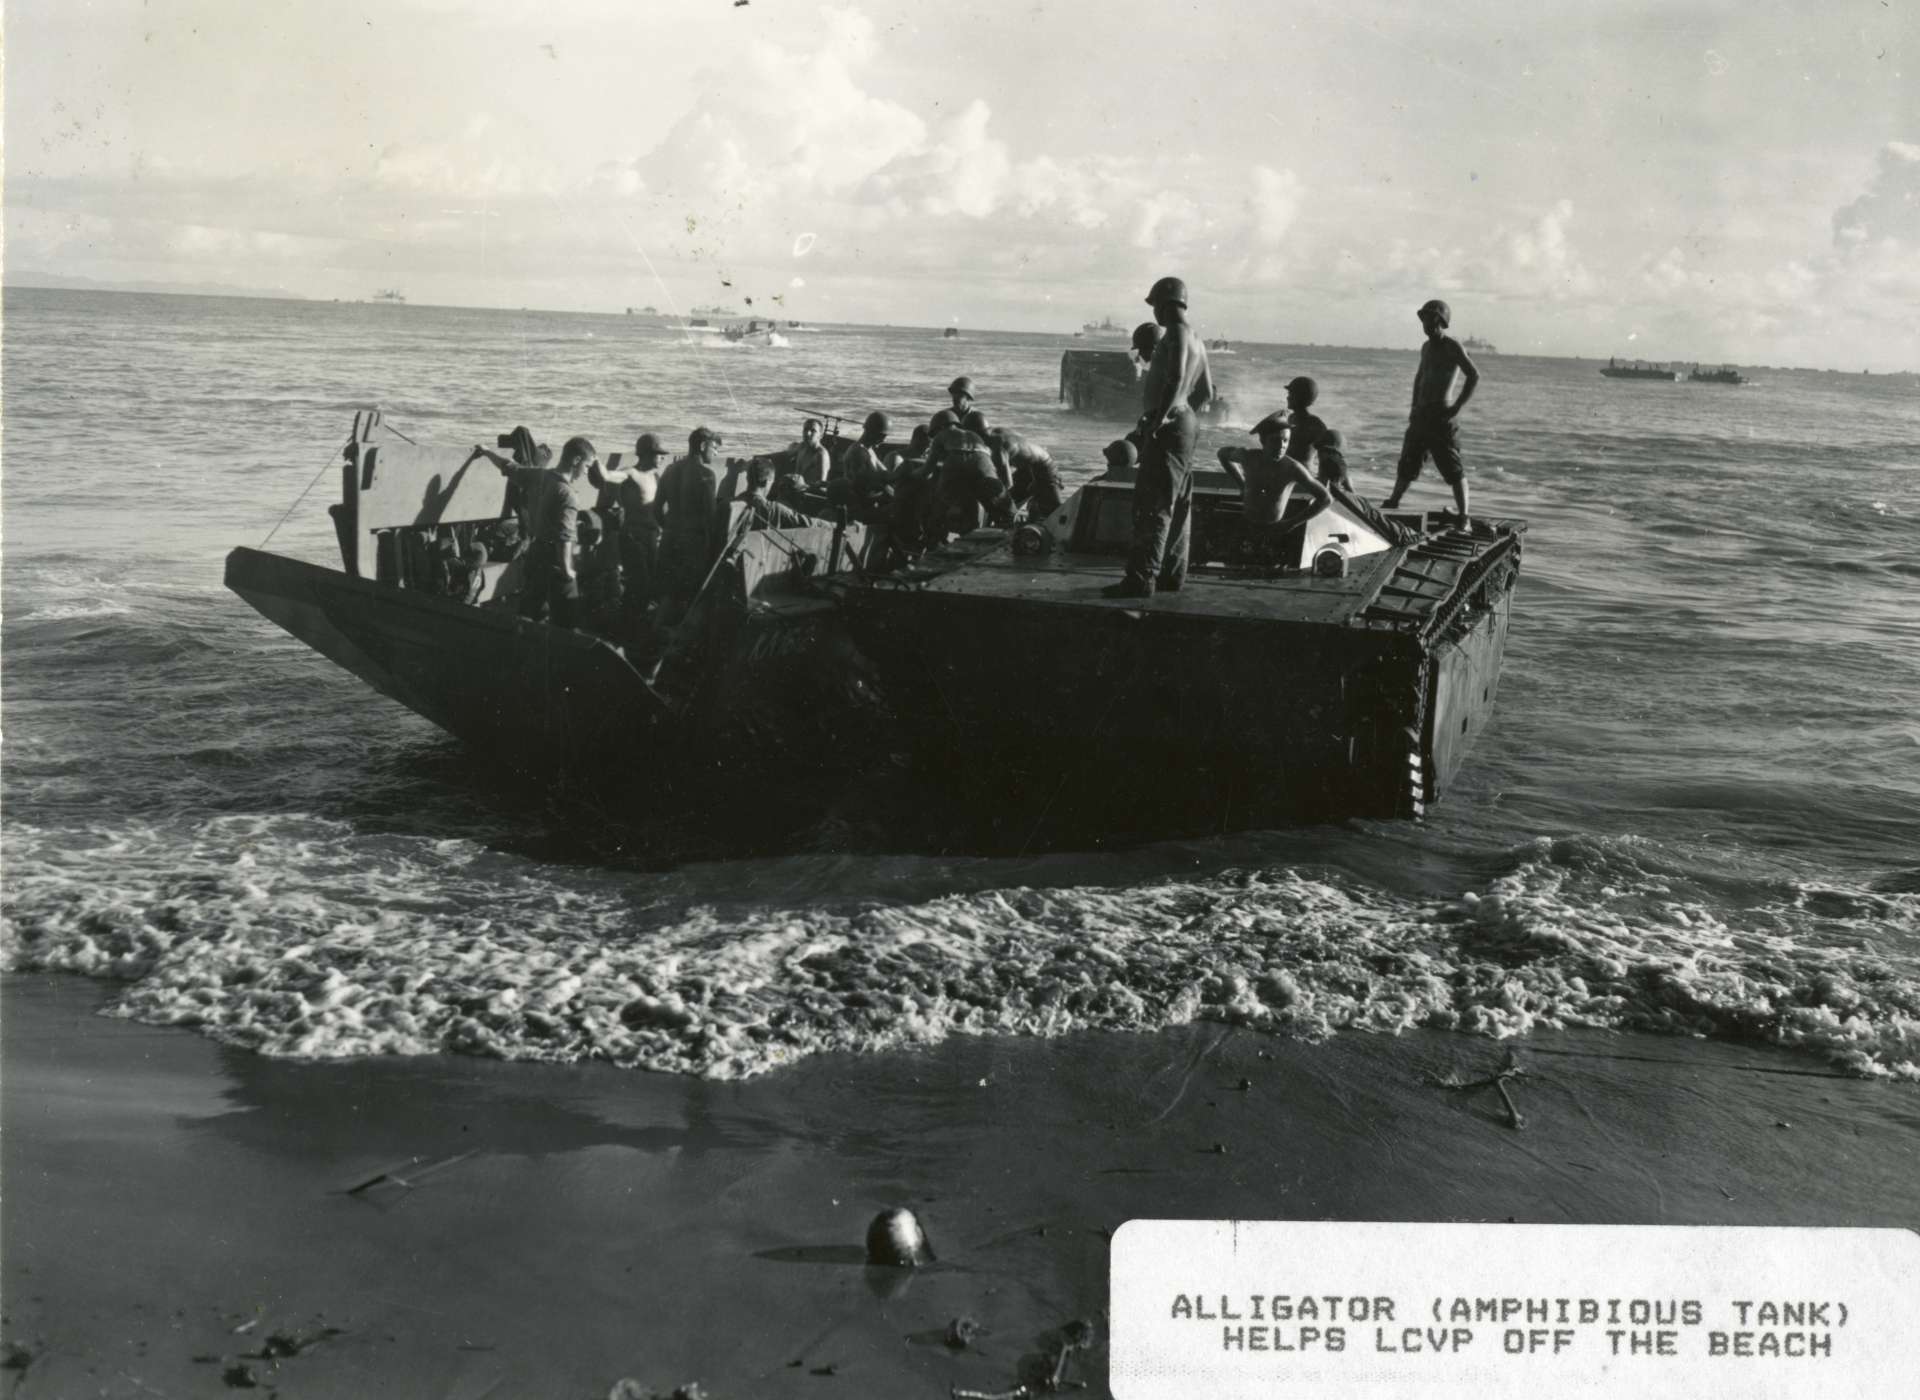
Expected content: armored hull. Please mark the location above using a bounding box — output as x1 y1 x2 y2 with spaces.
842 473 1523 839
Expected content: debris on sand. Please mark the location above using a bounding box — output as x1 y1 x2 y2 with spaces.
865 1207 935 1267
1427 1054 1528 1130
945 1315 981 1350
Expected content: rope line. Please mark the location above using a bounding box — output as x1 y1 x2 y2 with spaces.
261 446 345 549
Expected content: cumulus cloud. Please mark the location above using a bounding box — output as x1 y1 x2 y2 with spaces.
1833 140 1920 245
1501 199 1596 298
1246 165 1303 245
639 7 925 207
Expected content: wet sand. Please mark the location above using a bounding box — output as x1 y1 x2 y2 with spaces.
4 972 1917 1397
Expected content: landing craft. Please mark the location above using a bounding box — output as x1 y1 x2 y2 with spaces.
833 448 1524 839
225 410 880 800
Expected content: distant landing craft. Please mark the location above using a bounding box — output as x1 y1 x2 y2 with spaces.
372 289 406 304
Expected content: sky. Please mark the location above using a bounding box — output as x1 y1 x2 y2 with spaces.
4 0 1917 368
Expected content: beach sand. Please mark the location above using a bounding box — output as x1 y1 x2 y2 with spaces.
4 971 1917 1397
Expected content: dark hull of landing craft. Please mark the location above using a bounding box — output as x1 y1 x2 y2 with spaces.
840 496 1522 843
1599 366 1681 381
1058 349 1232 423
224 547 880 795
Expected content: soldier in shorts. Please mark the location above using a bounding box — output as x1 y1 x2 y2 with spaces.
1383 298 1480 518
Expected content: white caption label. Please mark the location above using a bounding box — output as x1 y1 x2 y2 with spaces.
1110 1221 1919 1399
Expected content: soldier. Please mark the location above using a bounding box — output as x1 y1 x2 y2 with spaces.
477 434 596 628
591 431 673 628
1280 376 1351 491
946 375 977 420
1382 298 1479 517
1105 275 1214 598
989 427 1066 521
1217 410 1331 562
928 409 1012 538
656 427 726 613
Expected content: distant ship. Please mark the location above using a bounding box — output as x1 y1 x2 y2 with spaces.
372 289 406 304
1205 338 1237 355
943 326 960 339
1078 316 1128 337
1601 357 1680 381
1688 364 1747 385
691 304 738 317
1462 335 1497 354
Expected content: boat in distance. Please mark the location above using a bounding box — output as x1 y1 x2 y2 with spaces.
836 461 1524 836
1600 358 1680 381
1688 364 1748 385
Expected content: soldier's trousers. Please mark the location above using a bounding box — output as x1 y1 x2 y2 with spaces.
1122 407 1198 591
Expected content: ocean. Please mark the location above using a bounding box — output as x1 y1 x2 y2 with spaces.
3 286 1917 1082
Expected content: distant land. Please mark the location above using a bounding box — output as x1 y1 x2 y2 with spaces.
4 270 310 301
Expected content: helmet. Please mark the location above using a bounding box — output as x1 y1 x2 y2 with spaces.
1284 376 1319 406
960 410 990 436
1145 276 1188 308
1418 299 1451 328
948 376 976 399
862 410 890 437
929 409 961 435
1131 322 1164 358
634 431 670 460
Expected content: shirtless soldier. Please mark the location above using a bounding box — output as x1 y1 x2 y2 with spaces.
1383 298 1479 518
1105 276 1214 597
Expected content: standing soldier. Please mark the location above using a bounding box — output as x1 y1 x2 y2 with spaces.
592 431 673 635
478 435 596 628
656 427 726 619
1382 298 1479 518
1105 276 1213 598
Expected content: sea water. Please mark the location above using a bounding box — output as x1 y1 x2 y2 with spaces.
3 287 1917 1079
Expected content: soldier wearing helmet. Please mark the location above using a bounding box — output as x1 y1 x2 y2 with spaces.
1104 274 1215 598
947 376 977 419
827 410 897 520
1382 298 1480 518
1280 376 1349 491
927 408 1012 538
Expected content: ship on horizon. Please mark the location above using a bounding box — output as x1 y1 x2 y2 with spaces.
372 289 406 304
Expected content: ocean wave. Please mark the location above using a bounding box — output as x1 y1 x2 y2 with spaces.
2 820 1915 1082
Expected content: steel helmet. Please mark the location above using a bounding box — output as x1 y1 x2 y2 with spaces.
1145 276 1188 308
929 409 961 435
948 376 976 399
1418 299 1451 328
863 410 890 437
1131 322 1164 357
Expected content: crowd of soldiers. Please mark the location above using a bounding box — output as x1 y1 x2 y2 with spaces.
431 379 1070 665
424 277 1478 647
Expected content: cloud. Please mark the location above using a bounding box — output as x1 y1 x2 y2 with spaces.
1246 165 1303 245
1500 199 1596 298
639 7 925 208
1832 140 1920 245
